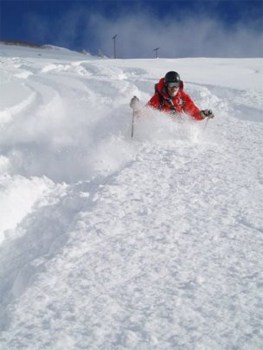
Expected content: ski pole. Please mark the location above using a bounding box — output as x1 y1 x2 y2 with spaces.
130 96 139 139
131 109 135 138
202 110 214 131
203 117 209 131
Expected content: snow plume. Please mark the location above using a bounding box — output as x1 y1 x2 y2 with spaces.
24 6 263 58
87 13 263 58
1 93 134 183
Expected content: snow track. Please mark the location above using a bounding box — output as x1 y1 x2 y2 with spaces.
0 45 262 349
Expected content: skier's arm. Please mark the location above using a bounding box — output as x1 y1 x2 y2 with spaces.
182 93 204 121
130 96 145 117
130 95 159 117
183 93 215 120
147 94 161 110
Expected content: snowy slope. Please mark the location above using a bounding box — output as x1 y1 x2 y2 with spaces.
0 43 262 349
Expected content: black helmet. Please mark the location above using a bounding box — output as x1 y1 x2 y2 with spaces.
164 71 181 84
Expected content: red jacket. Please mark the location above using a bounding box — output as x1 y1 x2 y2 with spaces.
147 78 204 121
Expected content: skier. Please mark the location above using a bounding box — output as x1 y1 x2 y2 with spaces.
130 71 214 120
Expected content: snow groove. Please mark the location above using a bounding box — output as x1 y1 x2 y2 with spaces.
0 178 107 330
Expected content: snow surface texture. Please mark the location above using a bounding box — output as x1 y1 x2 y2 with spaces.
0 44 262 349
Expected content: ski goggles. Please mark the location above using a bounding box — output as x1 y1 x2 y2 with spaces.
167 82 180 88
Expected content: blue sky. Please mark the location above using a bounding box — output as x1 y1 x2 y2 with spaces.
0 0 262 58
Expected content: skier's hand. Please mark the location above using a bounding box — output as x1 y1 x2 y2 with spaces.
130 96 140 110
201 109 215 119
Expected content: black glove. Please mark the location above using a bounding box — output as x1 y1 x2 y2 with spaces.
130 96 140 109
201 109 215 119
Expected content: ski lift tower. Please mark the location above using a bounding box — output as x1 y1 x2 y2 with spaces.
153 47 160 58
112 34 117 58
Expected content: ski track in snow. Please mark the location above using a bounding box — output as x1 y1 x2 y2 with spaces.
0 45 263 349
